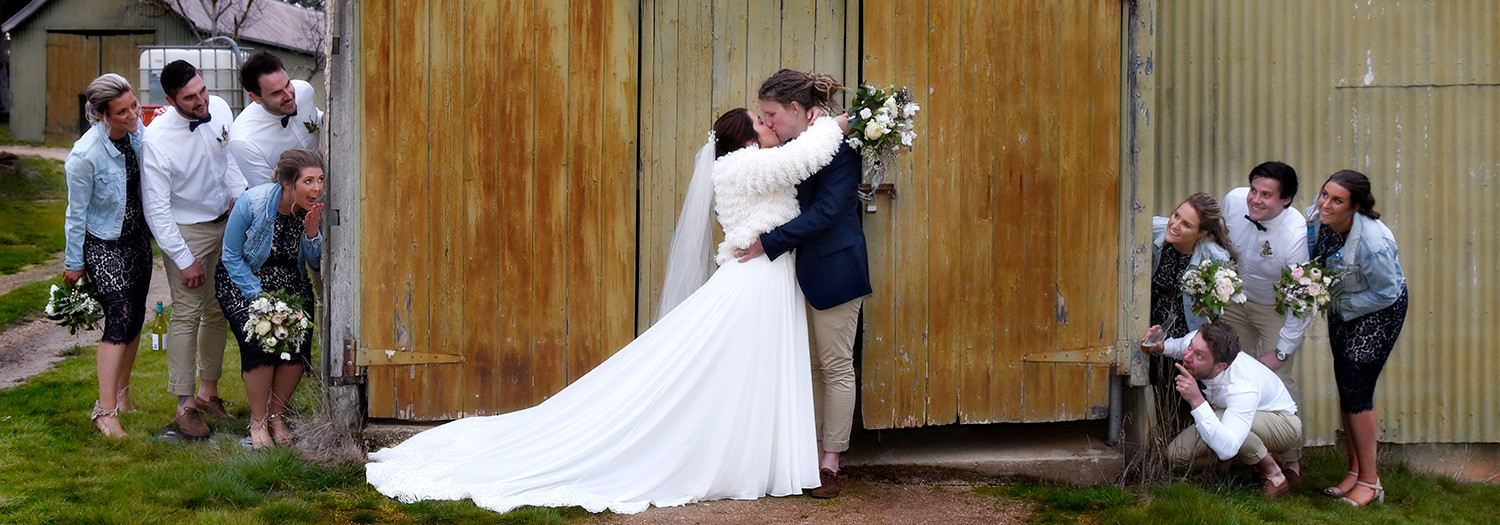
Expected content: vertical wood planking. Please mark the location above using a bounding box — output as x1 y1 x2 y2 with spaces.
643 0 677 328
44 34 93 143
360 0 396 418
955 0 994 423
601 0 639 353
859 0 898 428
746 1 781 102
892 0 931 426
780 0 817 68
565 0 606 381
391 0 433 419
985 0 1020 423
1048 0 1094 420
813 0 845 101
426 0 467 419
462 0 505 416
1017 1 1062 421
532 0 571 400
924 0 962 425
714 0 750 113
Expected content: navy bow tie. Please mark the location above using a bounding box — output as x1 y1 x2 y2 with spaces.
188 113 212 132
280 110 299 128
1245 215 1268 232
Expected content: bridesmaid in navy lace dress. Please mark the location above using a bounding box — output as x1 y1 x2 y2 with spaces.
1308 171 1407 507
62 74 151 438
216 149 324 448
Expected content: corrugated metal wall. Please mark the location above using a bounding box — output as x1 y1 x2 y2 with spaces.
1141 0 1500 444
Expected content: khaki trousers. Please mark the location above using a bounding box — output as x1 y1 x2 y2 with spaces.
163 218 230 396
1222 301 1300 401
808 297 863 453
1168 409 1303 470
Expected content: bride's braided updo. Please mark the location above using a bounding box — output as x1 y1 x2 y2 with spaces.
758 69 847 112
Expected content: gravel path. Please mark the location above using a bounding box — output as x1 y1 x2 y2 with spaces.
0 258 169 389
0 145 69 161
591 479 1030 524
0 254 65 296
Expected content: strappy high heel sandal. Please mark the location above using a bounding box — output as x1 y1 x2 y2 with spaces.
1322 470 1359 497
267 413 295 446
90 400 126 438
247 416 273 449
116 386 135 413
1342 479 1385 507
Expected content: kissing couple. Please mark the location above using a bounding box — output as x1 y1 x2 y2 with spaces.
367 69 873 514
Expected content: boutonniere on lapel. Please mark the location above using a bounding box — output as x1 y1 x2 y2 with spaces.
217 126 229 146
303 120 320 135
1261 240 1274 257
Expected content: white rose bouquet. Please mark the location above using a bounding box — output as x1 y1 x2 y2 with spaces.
1178 261 1246 319
846 83 920 200
45 279 103 335
242 291 312 361
1274 261 1340 318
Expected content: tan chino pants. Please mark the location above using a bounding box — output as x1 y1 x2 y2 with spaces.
1168 408 1303 470
163 218 230 396
808 297 863 454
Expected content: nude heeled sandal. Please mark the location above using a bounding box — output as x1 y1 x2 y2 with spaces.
90 400 126 438
1342 479 1385 507
117 386 135 412
1322 470 1359 497
247 416 272 449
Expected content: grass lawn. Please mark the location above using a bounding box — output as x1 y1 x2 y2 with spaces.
0 337 587 524
0 155 68 274
982 448 1500 524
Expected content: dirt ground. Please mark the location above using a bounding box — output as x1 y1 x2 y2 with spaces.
0 258 170 389
0 145 69 161
590 479 1030 525
0 254 64 296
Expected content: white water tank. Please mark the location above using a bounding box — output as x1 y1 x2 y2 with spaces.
138 47 253 112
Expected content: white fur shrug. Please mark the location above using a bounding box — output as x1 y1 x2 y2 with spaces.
711 117 843 264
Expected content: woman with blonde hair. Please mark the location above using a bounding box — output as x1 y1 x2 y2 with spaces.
62 73 150 437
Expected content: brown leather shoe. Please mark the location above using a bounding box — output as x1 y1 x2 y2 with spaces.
1263 474 1292 499
809 468 841 498
194 395 231 419
1284 468 1303 491
175 405 211 437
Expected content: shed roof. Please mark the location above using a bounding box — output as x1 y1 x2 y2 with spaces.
3 0 324 55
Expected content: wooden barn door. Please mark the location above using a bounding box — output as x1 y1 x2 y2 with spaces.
637 0 858 323
45 32 154 142
358 1 638 420
859 1 1124 428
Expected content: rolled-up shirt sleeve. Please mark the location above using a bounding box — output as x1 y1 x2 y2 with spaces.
1190 387 1259 460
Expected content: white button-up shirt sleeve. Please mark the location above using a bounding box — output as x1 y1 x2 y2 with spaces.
1190 381 1260 460
140 136 195 269
228 134 271 188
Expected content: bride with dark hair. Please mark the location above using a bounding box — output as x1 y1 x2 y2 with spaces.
367 108 847 514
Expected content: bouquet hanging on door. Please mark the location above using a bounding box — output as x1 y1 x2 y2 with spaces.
846 83 920 200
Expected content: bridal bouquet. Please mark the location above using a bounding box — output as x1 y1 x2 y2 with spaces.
46 279 103 335
846 83 919 200
243 291 312 361
1275 261 1340 318
1178 261 1246 319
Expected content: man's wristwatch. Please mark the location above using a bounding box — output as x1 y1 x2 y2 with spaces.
1276 350 1288 361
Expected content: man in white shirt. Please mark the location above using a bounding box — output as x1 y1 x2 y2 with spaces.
228 51 324 186
1221 162 1312 391
141 60 247 437
1151 321 1302 498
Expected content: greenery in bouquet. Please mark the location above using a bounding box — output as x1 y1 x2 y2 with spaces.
243 291 312 361
846 83 919 199
1275 261 1340 318
1178 260 1246 319
45 279 104 335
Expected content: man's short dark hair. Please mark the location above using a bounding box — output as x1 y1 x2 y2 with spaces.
1248 161 1298 201
1199 321 1241 365
161 60 199 99
239 51 286 97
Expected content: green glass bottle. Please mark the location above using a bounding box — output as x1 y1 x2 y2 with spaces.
148 301 168 351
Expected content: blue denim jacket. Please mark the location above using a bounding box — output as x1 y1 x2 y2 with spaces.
63 120 144 270
1306 205 1406 321
221 183 322 299
1153 216 1233 331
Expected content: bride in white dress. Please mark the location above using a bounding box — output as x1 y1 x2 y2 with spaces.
365 109 847 514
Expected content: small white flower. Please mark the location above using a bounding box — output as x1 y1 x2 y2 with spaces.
265 336 278 347
859 108 872 120
50 285 60 294
256 320 273 335
45 304 54 315
280 352 291 360
903 103 920 118
864 124 886 140
847 137 863 148
274 327 288 339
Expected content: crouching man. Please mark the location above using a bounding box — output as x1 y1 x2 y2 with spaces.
1145 320 1303 497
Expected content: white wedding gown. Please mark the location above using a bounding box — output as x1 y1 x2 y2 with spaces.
365 117 846 515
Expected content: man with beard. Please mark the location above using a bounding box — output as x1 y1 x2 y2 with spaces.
229 52 324 186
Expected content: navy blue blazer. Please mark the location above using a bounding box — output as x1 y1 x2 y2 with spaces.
761 141 873 310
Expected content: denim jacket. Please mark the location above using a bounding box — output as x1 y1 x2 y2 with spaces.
1153 216 1233 331
1306 205 1406 321
63 120 144 270
221 183 322 299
